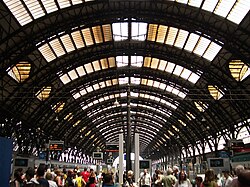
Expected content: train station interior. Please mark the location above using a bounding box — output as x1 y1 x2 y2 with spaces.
0 0 250 185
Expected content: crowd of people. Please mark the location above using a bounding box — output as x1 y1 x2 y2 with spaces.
122 165 250 187
10 165 116 187
9 164 250 187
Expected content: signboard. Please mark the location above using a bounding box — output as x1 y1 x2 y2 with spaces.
105 142 119 152
49 141 64 151
93 152 103 160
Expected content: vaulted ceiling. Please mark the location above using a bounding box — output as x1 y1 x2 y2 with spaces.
0 0 250 160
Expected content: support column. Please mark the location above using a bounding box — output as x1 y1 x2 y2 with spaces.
134 132 140 183
126 82 132 171
119 131 124 187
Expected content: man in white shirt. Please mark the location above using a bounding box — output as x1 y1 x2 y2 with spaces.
223 171 233 187
140 169 151 187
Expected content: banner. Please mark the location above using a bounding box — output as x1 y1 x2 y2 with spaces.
0 137 13 187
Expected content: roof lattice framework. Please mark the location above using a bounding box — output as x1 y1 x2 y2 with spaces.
0 0 250 159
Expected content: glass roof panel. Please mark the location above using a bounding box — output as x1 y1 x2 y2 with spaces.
68 69 78 80
203 42 222 61
132 22 147 41
147 24 158 41
60 74 71 84
58 0 71 9
180 68 192 80
3 0 33 26
158 59 167 71
93 26 103 44
108 57 116 68
188 0 203 8
112 22 128 41
165 27 178 46
38 44 56 62
184 33 200 52
208 85 224 100
214 0 236 18
72 0 83 5
229 60 249 81
116 56 128 67
60 34 75 53
131 56 143 67
71 31 85 49
36 86 52 101
41 0 58 13
175 30 189 48
102 24 112 42
52 101 65 113
227 0 250 24
7 62 31 83
165 62 175 73
193 37 210 56
49 38 66 57
82 28 94 46
202 0 218 12
188 73 200 84
151 58 159 69
173 65 183 76
76 66 86 77
84 63 94 74
92 60 101 71
100 58 108 69
156 25 168 43
23 0 45 19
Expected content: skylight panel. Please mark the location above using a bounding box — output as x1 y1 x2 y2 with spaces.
116 56 128 67
38 44 56 62
58 0 71 9
102 24 112 42
180 68 192 80
165 62 175 73
184 33 199 52
68 69 78 80
71 31 85 49
214 0 236 18
156 25 168 43
23 0 45 19
84 63 94 74
86 86 93 93
188 73 200 84
112 22 128 41
176 0 188 4
93 26 103 44
151 58 159 69
72 0 83 5
80 89 87 96
100 58 108 69
229 60 249 81
60 35 75 53
166 27 178 45
188 0 203 8
49 38 66 57
82 28 94 46
76 66 86 77
60 74 70 84
3 0 33 26
36 86 51 101
132 22 147 40
193 37 210 56
208 85 224 100
92 60 101 71
175 30 188 48
108 57 116 68
203 42 222 61
52 101 65 113
7 62 31 83
173 65 183 76
93 83 100 90
147 24 158 41
131 77 140 85
227 0 250 24
41 0 58 13
131 56 143 67
119 77 128 85
202 0 218 12
158 59 167 71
